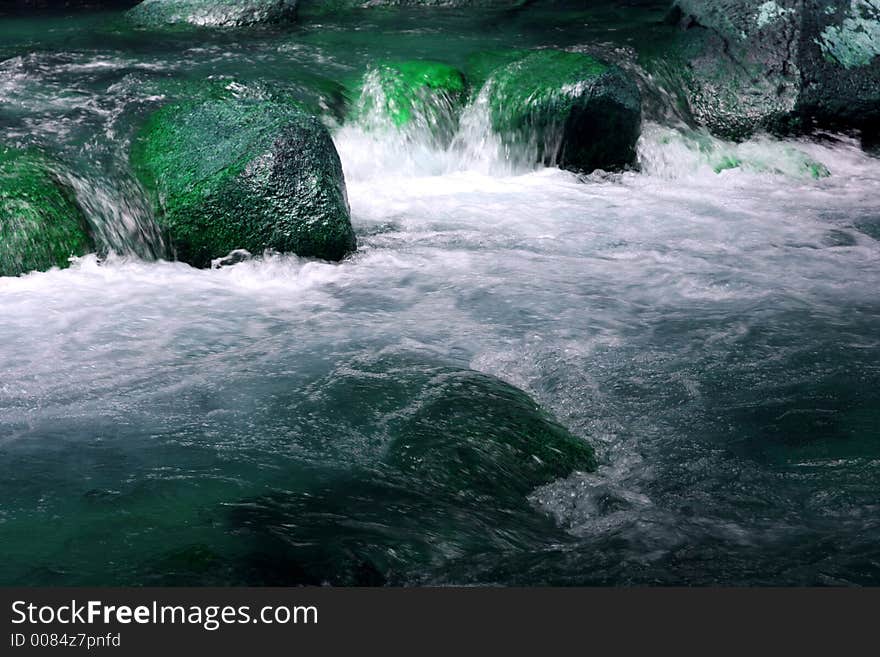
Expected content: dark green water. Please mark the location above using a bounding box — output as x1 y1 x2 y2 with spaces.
1 6 879 585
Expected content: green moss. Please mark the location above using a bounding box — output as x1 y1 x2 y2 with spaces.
816 0 880 69
806 160 831 179
464 49 531 92
0 148 93 277
131 95 356 267
488 50 611 128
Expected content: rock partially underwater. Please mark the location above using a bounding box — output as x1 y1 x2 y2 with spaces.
0 148 93 277
349 61 468 145
665 0 880 140
127 0 298 28
478 49 642 173
221 356 598 585
4 352 598 585
131 91 356 267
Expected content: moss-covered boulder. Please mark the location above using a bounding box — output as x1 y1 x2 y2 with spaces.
127 0 298 28
131 96 356 267
665 0 880 139
481 49 642 173
0 148 93 278
349 61 468 143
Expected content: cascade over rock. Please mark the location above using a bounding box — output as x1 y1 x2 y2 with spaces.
0 148 93 277
348 60 468 144
480 49 642 173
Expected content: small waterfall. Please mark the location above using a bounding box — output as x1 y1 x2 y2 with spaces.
336 72 547 181
60 167 166 260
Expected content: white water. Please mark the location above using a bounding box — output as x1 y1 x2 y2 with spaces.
3 67 880 581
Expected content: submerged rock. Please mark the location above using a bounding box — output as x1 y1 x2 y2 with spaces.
0 148 93 277
481 49 642 173
348 60 468 146
224 355 597 584
131 95 356 267
666 0 880 139
127 0 298 28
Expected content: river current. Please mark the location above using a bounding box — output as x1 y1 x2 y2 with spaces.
1 7 879 585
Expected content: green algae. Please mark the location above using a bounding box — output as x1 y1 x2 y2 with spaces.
464 49 531 92
713 155 743 173
0 148 93 277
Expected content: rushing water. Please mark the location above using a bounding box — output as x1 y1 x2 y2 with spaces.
1 7 879 585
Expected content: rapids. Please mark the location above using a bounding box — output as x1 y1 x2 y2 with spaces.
1 6 879 585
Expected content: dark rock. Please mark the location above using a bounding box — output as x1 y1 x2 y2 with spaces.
224 354 597 584
666 0 880 139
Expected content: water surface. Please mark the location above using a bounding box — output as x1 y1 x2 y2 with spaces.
1 7 879 585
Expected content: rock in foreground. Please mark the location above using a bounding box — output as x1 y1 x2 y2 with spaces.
0 148 93 277
223 354 598 585
132 95 356 267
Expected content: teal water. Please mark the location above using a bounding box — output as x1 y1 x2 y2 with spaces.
1 7 879 585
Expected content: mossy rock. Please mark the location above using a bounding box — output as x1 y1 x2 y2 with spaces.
664 1 880 139
131 94 356 267
127 0 298 28
0 148 93 277
349 60 468 143
484 49 642 173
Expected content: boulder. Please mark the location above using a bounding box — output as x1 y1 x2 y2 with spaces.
224 354 597 584
481 49 642 173
131 94 356 267
667 0 880 140
126 0 298 28
0 148 93 277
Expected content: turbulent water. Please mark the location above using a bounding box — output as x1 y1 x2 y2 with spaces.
1 8 879 585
